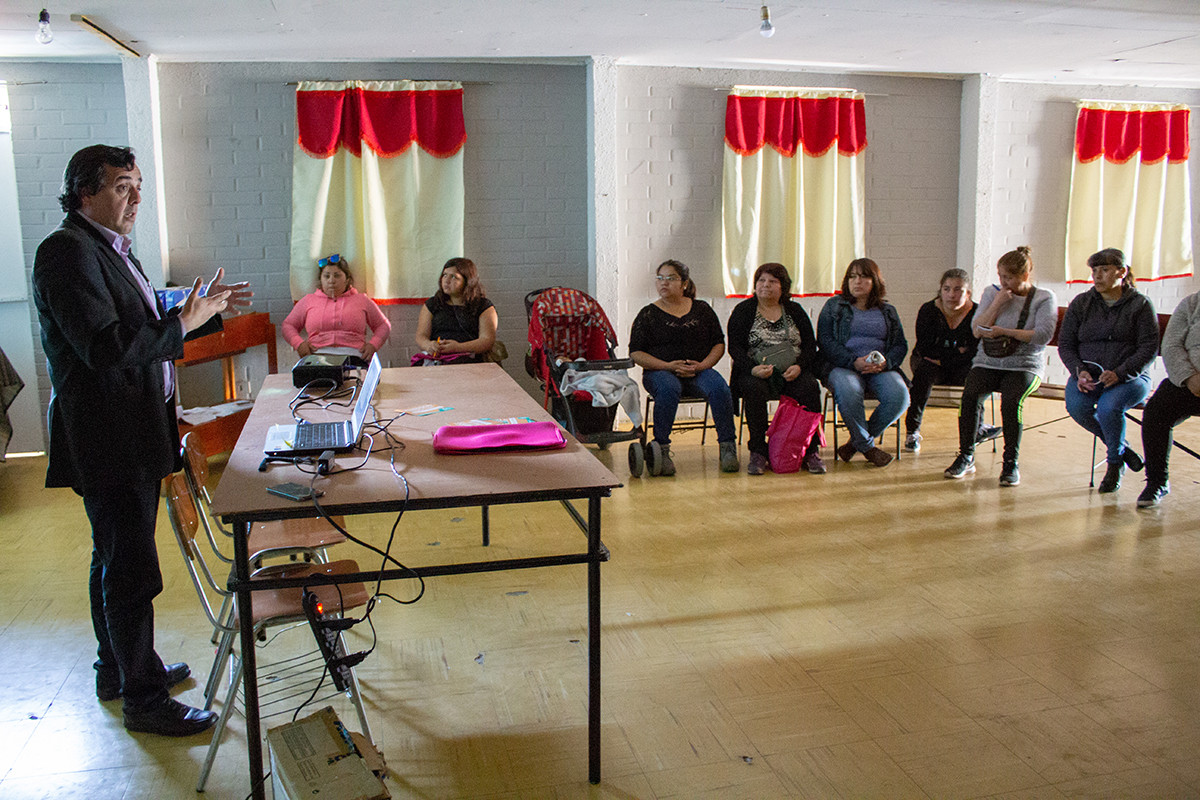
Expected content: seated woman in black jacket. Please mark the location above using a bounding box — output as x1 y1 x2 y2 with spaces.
904 268 997 451
1059 248 1159 493
727 263 823 475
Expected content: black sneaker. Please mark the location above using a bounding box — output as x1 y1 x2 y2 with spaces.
999 461 1020 486
1097 462 1123 494
975 425 1002 444
1122 448 1144 473
944 453 975 479
1137 482 1169 508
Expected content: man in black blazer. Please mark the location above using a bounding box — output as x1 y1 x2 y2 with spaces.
32 145 251 737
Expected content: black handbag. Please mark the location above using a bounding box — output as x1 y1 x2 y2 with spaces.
981 289 1035 359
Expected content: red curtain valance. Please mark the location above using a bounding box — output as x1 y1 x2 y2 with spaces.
297 84 466 159
725 94 866 158
1075 106 1189 165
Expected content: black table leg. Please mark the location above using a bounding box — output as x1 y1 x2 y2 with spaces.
233 519 265 800
588 495 601 784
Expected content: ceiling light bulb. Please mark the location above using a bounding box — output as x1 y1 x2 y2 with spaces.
36 9 53 44
759 5 775 38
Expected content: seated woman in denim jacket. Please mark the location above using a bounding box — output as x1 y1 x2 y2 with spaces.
629 259 739 476
1059 248 1158 493
817 258 910 468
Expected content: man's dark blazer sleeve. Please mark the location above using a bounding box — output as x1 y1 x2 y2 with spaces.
33 213 220 492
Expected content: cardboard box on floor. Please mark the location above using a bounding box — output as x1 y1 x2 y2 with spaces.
268 706 388 800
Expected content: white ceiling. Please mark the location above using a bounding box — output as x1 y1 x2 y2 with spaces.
2 0 1200 85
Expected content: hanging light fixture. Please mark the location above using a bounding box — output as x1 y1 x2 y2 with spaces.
36 8 53 44
759 4 775 38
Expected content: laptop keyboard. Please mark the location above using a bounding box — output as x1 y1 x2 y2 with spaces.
294 422 344 450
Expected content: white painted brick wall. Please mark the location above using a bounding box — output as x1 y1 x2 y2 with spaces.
992 80 1200 387
11 59 1200 432
615 66 963 404
4 62 129 441
154 62 589 400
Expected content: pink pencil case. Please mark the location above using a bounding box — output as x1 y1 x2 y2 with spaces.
432 421 568 454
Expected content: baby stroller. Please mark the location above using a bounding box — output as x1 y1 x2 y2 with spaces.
525 287 647 476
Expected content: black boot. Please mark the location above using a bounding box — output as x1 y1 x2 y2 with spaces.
1098 461 1123 494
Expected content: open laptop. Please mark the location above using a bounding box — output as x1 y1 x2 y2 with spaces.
265 354 381 457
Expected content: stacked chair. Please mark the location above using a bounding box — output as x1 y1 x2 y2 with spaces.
166 444 373 792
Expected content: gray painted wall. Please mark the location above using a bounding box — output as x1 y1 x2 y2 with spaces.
4 61 130 446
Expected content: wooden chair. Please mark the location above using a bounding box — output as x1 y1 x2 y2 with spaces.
164 472 372 792
181 432 349 642
180 432 346 571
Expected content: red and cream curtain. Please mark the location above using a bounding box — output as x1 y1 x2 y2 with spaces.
290 80 466 303
1065 100 1192 283
722 86 866 297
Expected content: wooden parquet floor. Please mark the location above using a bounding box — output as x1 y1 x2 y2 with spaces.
0 401 1198 798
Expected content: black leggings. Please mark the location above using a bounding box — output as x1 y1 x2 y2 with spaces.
1141 378 1200 485
906 357 972 434
737 372 822 457
957 367 1040 462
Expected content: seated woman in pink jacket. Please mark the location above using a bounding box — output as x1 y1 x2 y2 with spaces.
283 254 391 362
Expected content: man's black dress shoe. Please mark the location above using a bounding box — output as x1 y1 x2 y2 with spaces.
123 698 218 737
97 662 192 702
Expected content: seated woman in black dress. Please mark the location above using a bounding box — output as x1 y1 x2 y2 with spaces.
414 257 499 364
904 268 997 451
727 262 823 475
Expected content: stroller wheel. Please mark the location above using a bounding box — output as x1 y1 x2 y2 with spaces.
646 440 663 477
597 441 610 451
628 441 644 477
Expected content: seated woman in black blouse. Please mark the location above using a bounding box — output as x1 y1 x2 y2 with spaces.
414 257 499 364
727 262 823 475
904 268 997 451
629 259 739 476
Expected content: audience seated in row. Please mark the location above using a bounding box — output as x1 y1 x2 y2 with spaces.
298 246 1195 509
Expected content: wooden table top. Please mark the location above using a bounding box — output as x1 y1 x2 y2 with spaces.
210 362 622 521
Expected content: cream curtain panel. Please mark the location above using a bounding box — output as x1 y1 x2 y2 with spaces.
289 80 466 303
1065 100 1192 283
721 86 866 297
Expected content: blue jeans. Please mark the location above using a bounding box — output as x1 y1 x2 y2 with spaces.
642 368 737 446
1065 374 1151 464
827 367 910 452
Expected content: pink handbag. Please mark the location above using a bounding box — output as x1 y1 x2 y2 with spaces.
766 396 825 473
410 351 473 367
432 421 568 454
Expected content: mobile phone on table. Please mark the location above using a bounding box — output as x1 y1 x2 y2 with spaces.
266 482 323 502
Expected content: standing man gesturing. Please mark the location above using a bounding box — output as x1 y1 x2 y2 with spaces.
32 145 251 736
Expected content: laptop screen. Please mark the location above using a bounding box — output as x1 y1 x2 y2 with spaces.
349 354 382 441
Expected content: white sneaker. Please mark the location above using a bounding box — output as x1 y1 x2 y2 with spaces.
904 431 921 452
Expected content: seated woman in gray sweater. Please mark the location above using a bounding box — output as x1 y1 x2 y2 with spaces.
944 246 1058 486
1059 248 1159 494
